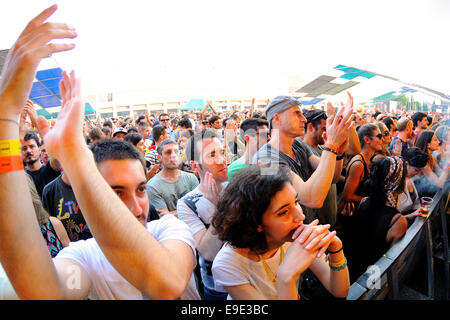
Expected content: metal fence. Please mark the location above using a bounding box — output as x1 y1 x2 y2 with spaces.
347 188 449 300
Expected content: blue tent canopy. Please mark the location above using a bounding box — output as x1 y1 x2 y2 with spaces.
29 67 63 108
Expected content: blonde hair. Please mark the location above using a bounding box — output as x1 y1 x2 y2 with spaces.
26 174 50 225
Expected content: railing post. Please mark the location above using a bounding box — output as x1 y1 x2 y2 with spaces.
439 194 449 299
425 217 435 299
387 267 399 299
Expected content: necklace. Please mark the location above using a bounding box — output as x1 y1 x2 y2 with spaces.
257 246 285 288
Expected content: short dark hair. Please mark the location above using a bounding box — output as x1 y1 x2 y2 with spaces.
412 112 427 128
304 110 327 132
90 138 146 171
222 117 232 128
156 139 178 155
178 118 192 129
239 118 268 144
211 165 291 254
103 120 113 129
138 121 151 130
23 131 41 147
403 147 429 168
101 127 111 136
124 133 144 146
209 115 220 126
382 117 394 131
152 125 167 143
185 129 219 163
127 126 138 134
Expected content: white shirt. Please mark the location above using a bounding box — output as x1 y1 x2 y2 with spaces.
212 242 294 300
56 214 200 300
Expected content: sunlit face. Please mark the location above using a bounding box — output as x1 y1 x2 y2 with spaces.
211 120 222 130
193 137 228 182
258 183 305 248
136 139 146 155
21 139 40 166
278 105 307 137
179 136 189 151
97 159 149 226
312 119 327 145
428 134 440 152
40 145 49 164
158 143 181 170
139 127 151 139
418 117 429 130
366 128 383 151
380 125 391 147
158 130 170 143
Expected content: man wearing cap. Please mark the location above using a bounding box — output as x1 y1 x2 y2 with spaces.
253 95 353 223
113 127 127 139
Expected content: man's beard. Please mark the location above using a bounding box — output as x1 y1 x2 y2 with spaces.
25 157 39 166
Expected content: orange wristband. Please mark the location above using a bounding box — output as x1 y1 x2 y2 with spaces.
0 155 24 174
324 144 339 153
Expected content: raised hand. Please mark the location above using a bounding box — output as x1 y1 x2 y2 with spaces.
202 171 220 206
38 70 85 161
324 92 354 149
0 4 77 119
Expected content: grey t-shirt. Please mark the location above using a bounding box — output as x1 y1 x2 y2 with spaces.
146 171 199 211
252 138 316 223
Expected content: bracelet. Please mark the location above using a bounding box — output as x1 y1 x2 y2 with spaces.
336 153 345 160
0 140 22 157
329 257 347 271
322 147 338 155
326 246 343 254
0 118 19 126
0 155 24 174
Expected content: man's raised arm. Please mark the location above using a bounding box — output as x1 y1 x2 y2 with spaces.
0 4 77 299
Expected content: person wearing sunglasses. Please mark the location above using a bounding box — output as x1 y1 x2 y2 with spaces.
339 124 383 222
371 122 392 162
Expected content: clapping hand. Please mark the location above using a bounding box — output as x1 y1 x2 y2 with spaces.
0 4 77 119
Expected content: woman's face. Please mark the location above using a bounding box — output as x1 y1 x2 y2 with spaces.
381 126 391 147
366 128 383 152
136 139 146 155
428 134 440 152
258 183 305 249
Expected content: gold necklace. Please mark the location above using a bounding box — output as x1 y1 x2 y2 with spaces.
257 246 285 288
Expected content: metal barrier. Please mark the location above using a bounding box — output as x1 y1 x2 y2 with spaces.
347 188 449 300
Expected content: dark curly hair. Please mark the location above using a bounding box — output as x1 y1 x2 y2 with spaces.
211 165 291 254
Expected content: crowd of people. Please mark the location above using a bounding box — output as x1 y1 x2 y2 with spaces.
0 5 449 300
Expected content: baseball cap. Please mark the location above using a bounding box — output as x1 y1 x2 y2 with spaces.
113 127 128 137
265 96 300 123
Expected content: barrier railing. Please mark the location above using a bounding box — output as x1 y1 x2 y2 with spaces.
347 188 449 300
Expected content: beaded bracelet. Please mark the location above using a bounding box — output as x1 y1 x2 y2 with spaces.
329 257 347 271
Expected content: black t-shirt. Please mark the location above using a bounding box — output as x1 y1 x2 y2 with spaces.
26 163 61 198
41 174 93 241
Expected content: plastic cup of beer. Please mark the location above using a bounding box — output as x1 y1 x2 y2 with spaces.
420 197 433 218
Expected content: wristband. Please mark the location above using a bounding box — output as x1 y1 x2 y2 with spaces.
326 246 343 254
322 147 338 156
329 257 347 271
336 153 345 160
0 155 24 174
324 143 339 153
0 140 22 157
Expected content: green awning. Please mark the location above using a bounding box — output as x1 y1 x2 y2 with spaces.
180 99 206 110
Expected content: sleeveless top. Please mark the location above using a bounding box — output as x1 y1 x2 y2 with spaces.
40 220 64 258
346 154 369 197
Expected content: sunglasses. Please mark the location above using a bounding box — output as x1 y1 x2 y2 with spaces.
373 133 383 140
160 119 169 122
